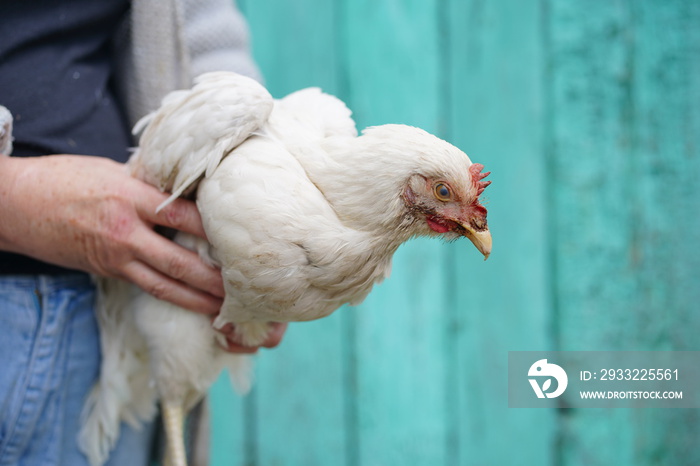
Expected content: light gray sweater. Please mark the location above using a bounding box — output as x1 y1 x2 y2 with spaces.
114 0 262 127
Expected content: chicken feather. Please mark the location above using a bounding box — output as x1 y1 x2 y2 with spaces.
79 72 492 466
0 105 12 156
130 72 273 210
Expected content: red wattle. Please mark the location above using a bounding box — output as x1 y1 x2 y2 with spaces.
426 216 451 233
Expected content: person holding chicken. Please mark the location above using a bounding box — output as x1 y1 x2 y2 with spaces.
0 1 285 465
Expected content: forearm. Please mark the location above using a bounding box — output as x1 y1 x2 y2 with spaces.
0 154 224 313
0 155 41 256
0 154 128 271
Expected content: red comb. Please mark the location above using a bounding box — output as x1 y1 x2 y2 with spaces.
469 163 491 196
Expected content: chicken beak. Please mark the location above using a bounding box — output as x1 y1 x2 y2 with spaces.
462 227 492 260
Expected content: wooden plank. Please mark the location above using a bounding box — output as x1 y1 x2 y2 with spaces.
547 2 643 463
548 0 700 464
445 0 555 464
254 315 348 466
350 240 451 466
208 2 349 465
238 0 342 96
340 1 453 465
245 0 350 463
340 0 441 128
209 372 249 466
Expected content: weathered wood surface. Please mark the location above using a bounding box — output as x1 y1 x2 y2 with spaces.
210 1 700 464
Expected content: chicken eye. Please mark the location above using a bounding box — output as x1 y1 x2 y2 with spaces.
433 182 452 201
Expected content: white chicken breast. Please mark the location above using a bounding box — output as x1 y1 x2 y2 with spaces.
79 72 492 466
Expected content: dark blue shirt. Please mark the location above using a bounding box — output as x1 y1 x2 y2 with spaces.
0 0 131 274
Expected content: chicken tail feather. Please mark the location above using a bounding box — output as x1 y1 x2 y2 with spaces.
226 355 254 396
78 278 156 466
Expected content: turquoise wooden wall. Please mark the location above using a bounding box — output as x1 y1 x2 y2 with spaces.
210 1 700 465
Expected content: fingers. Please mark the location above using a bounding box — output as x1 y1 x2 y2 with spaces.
261 322 288 348
121 260 223 315
136 186 208 239
122 181 225 312
130 227 225 299
215 321 260 353
221 341 260 354
216 321 288 354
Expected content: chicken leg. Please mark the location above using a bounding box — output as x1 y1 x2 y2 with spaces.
162 402 187 466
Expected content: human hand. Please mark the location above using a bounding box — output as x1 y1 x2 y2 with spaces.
0 154 224 313
216 322 288 354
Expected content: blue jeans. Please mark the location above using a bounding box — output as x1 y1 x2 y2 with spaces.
0 275 154 466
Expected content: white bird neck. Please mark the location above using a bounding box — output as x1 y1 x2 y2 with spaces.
296 133 424 246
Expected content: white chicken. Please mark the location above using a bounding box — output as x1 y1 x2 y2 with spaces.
78 72 492 466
